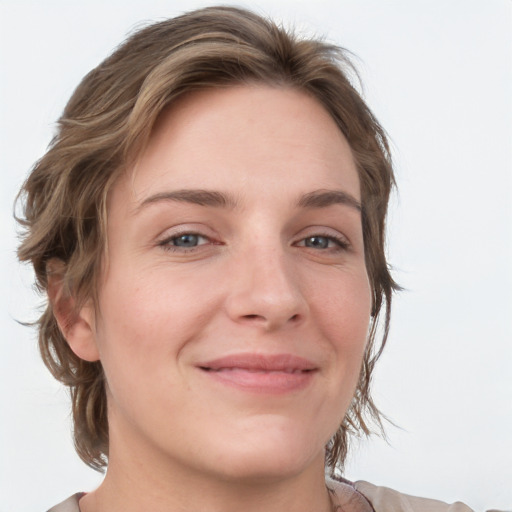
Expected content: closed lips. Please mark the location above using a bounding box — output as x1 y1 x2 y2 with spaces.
196 354 318 393
197 353 318 372
202 367 313 374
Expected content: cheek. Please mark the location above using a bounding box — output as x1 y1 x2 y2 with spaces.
304 273 371 441
311 271 372 353
93 282 182 416
94 265 220 371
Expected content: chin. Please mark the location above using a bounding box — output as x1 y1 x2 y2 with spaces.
202 427 326 483
216 454 320 484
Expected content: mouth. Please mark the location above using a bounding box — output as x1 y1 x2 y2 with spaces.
197 353 317 393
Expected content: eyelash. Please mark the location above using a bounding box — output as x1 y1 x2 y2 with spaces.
158 232 213 252
294 233 350 252
158 231 350 253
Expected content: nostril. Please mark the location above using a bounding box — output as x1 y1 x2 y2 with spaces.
241 313 301 324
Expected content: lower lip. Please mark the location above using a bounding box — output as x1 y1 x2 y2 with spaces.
200 368 315 394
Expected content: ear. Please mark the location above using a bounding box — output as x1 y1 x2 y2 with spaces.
47 259 100 362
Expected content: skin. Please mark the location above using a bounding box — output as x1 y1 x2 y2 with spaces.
55 86 372 512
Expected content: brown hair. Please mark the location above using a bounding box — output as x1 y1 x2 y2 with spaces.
17 5 398 472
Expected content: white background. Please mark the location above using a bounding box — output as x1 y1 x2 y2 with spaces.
1 1 511 511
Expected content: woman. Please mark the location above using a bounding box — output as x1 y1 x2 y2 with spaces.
16 6 477 512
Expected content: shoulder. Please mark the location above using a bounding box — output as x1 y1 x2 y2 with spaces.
46 493 83 512
353 480 475 512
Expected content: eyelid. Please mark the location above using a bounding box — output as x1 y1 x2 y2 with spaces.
154 224 352 253
295 235 349 250
164 232 208 245
155 225 220 252
293 227 351 249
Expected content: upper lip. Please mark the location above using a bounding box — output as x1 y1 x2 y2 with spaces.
198 353 317 373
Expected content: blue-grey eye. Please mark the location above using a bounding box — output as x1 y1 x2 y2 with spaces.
304 236 331 249
172 234 201 247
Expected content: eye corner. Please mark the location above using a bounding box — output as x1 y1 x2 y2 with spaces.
293 231 351 252
157 231 212 253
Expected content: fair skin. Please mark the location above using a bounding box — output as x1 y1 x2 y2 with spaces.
54 86 372 512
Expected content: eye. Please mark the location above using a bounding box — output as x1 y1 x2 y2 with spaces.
158 232 210 251
171 233 207 247
304 236 333 249
296 234 349 251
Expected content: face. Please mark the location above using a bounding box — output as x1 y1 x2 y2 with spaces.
82 86 371 482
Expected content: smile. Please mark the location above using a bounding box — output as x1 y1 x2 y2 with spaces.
197 353 318 393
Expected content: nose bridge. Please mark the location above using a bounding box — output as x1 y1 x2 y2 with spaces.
225 238 307 329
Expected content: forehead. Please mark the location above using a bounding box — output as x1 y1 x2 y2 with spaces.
118 85 360 210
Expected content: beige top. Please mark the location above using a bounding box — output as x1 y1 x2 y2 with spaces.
352 481 475 511
46 479 484 512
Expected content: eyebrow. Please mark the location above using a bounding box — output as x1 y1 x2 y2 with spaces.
137 189 239 211
297 189 362 212
136 188 361 213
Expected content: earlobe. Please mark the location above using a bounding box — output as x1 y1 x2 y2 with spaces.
47 259 100 362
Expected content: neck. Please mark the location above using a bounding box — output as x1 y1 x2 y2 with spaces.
80 442 332 512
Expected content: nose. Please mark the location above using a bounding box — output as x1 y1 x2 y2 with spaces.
224 245 309 331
